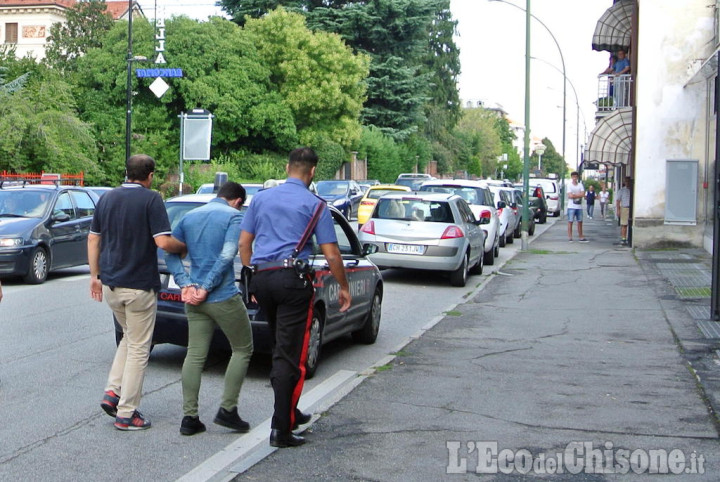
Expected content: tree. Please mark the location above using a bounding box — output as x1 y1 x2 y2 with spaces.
455 107 503 178
537 137 565 179
244 8 369 148
0 69 101 180
44 0 114 72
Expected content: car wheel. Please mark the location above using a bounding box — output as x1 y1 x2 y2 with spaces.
553 210 560 217
514 222 521 238
529 222 536 236
506 231 514 244
305 305 324 379
450 254 468 287
494 238 500 257
345 205 352 220
24 247 49 284
483 246 495 265
352 287 382 344
540 213 547 224
499 232 506 247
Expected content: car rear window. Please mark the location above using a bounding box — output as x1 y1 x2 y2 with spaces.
535 180 557 194
420 186 482 205
374 198 453 223
368 189 403 199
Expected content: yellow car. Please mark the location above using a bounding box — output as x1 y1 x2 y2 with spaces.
357 184 412 228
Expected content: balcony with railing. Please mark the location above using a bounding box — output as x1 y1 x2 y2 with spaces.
596 74 633 116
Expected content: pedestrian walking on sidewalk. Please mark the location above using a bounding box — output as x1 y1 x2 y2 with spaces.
165 182 254 436
599 185 610 219
88 154 186 431
616 177 632 245
586 185 596 219
566 172 588 242
239 147 352 448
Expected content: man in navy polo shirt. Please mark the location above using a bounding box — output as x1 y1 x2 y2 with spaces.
88 154 186 431
240 147 351 448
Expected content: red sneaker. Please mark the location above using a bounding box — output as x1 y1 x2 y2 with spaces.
114 410 151 431
100 390 120 417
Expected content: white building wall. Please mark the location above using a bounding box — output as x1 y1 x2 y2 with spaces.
633 0 715 247
0 7 67 60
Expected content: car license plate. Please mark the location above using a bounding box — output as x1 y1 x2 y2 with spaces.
387 243 425 255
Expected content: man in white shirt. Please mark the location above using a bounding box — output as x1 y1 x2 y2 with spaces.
567 171 588 242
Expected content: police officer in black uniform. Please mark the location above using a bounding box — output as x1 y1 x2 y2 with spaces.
239 147 351 447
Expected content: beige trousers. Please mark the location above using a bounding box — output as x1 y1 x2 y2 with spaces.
103 286 157 418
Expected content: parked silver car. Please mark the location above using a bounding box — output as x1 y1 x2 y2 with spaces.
358 192 485 287
418 179 500 266
488 185 519 247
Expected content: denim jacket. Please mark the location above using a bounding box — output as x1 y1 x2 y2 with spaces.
165 198 242 303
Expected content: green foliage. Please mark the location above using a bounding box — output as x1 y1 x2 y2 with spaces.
537 137 566 179
0 70 101 181
44 0 114 72
455 107 503 177
354 127 402 183
244 8 369 149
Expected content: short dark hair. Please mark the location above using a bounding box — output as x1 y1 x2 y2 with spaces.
126 154 155 181
288 147 318 173
217 181 246 202
570 171 579 177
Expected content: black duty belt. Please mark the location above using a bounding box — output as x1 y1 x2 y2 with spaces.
253 259 296 273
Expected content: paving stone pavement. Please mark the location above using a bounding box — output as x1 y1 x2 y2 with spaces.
231 214 720 481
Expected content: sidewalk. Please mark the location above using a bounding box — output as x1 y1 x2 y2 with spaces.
237 215 720 480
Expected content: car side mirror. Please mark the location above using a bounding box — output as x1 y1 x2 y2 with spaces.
511 202 517 209
497 201 506 209
362 243 378 256
52 212 71 223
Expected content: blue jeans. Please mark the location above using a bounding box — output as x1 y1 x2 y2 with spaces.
567 209 582 223
587 203 595 218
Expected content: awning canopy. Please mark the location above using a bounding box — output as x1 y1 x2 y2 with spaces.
584 108 633 166
685 47 720 87
592 0 634 52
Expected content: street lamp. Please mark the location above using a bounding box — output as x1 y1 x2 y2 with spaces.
489 0 567 216
534 143 546 172
124 0 147 163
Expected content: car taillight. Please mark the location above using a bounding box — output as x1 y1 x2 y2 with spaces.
479 210 492 223
441 226 464 239
497 207 503 215
360 220 375 235
360 200 375 206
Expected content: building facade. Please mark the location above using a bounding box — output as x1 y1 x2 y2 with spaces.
0 0 143 60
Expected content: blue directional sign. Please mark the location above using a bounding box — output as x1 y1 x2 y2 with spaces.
136 68 183 78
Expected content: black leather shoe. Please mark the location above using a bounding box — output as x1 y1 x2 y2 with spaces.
292 410 312 430
180 415 206 436
270 429 305 448
214 407 250 433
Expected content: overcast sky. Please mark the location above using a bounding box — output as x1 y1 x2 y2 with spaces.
138 0 613 167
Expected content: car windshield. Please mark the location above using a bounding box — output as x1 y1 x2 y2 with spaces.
317 181 349 196
0 190 52 218
374 198 453 223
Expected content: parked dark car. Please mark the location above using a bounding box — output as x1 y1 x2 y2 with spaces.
316 180 364 220
129 194 383 378
514 183 548 224
0 184 99 283
511 189 536 236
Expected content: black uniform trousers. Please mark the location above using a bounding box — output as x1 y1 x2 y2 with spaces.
251 268 314 432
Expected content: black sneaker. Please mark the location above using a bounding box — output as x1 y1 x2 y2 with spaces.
214 407 250 433
180 415 206 436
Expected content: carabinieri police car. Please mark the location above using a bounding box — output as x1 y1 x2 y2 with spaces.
113 193 383 378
